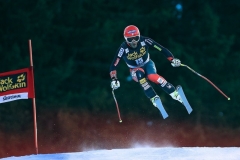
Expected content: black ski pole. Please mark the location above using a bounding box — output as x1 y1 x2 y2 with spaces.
181 64 230 100
112 89 122 123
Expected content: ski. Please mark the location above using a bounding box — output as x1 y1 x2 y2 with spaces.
177 85 193 114
155 97 169 119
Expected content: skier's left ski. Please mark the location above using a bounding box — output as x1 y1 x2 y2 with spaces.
177 85 193 114
154 97 169 119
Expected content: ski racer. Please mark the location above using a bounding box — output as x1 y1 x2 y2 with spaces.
109 25 183 107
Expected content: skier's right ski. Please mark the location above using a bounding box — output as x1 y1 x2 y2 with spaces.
155 97 168 119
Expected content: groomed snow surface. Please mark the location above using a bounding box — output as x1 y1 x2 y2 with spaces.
1 147 240 160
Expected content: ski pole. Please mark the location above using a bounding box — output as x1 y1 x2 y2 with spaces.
181 64 230 100
112 89 122 123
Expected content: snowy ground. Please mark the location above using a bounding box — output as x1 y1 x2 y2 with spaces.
1 147 240 160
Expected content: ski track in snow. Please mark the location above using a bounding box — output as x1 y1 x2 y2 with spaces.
1 147 240 160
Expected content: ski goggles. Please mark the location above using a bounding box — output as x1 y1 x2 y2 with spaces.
126 36 140 43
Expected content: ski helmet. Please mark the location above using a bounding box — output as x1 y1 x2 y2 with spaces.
123 25 140 48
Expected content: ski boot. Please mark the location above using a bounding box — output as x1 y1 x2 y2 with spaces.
150 95 160 107
170 90 183 103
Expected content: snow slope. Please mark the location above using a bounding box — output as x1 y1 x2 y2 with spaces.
1 147 240 160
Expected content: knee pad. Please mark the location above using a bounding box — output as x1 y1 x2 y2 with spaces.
148 74 167 87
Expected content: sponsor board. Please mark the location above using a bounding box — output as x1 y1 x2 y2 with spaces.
0 92 28 103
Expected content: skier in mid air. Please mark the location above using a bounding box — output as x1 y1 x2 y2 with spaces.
109 25 183 108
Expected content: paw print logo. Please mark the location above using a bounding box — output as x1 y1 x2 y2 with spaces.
140 47 146 54
17 74 25 83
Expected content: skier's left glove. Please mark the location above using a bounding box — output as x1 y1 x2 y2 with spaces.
111 78 120 90
171 58 181 67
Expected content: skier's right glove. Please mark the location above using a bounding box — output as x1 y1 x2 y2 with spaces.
111 78 120 90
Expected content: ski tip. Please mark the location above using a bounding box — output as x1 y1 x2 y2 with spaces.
228 97 230 100
188 109 193 114
163 115 168 119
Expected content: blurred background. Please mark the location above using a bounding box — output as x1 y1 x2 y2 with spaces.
0 0 239 158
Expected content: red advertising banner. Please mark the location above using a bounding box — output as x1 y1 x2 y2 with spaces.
1 40 38 154
0 67 35 103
